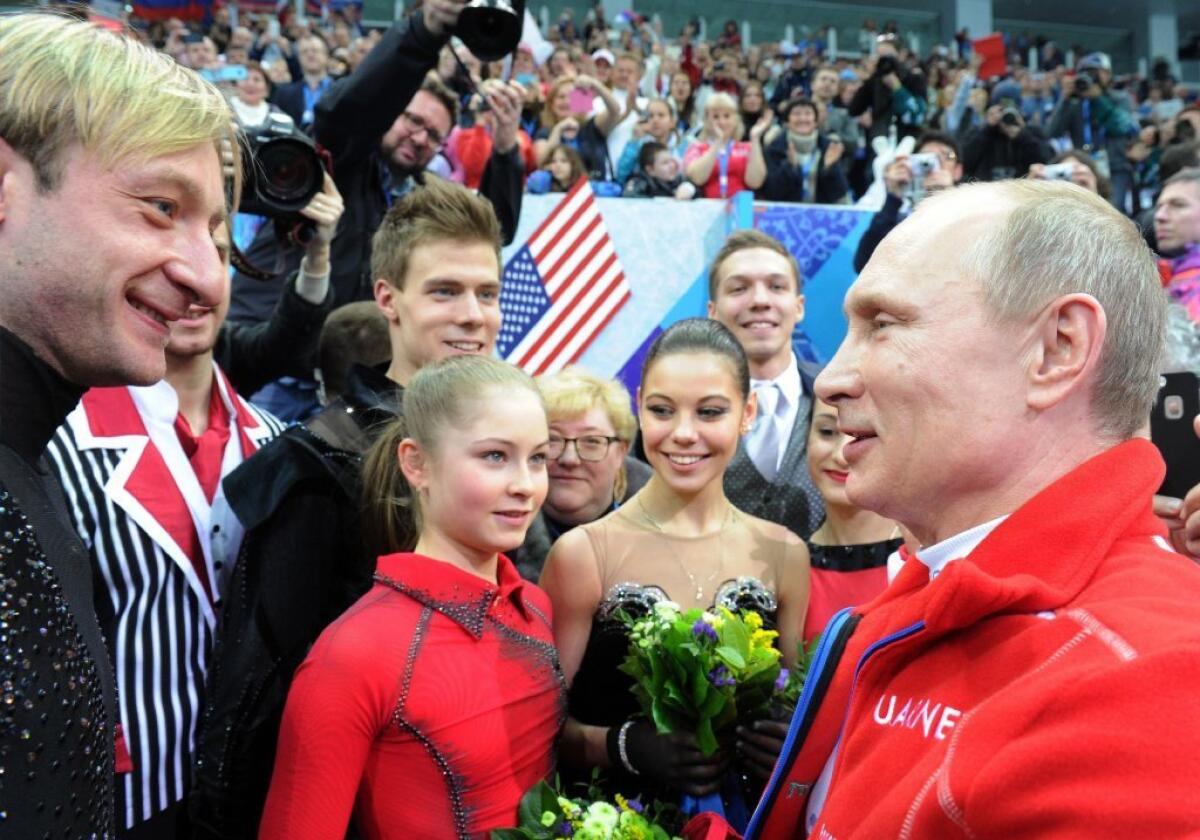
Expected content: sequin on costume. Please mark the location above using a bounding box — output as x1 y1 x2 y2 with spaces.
0 489 114 836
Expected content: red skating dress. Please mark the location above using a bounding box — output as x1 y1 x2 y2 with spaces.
259 552 567 839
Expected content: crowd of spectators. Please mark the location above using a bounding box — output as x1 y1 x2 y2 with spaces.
120 0 1200 251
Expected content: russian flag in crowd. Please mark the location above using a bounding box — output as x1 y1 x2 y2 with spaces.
498 180 632 376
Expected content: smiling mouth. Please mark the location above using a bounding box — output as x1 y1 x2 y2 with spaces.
742 320 778 331
665 453 708 466
128 296 172 328
445 341 484 353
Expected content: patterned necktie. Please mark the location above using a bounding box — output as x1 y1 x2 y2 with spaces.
747 382 784 482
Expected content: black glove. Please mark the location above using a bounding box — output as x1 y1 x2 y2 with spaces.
607 720 728 796
736 719 789 782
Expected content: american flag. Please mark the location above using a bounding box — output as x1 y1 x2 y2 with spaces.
498 180 632 376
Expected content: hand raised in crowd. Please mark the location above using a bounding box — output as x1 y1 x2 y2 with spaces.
823 137 845 167
749 109 775 143
632 112 650 139
881 71 901 91
736 719 788 781
883 157 912 197
1153 415 1200 560
985 104 1004 127
299 172 345 274
422 0 469 37
551 116 580 142
573 73 607 94
923 163 955 192
619 720 729 796
483 79 525 155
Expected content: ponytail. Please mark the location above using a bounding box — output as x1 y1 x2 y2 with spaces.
361 416 420 556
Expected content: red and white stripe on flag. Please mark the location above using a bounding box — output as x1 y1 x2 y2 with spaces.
509 180 631 376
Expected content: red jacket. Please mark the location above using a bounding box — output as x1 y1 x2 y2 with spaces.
738 440 1200 839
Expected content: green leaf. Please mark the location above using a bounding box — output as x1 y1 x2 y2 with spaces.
696 716 718 755
720 616 751 661
515 780 560 828
490 829 533 839
715 645 746 670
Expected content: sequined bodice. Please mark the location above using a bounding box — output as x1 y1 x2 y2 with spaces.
570 577 780 730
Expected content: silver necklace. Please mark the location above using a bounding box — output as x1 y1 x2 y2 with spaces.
635 495 735 603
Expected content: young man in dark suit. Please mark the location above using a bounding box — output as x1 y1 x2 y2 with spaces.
708 229 825 539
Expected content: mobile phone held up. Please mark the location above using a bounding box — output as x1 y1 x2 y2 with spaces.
1151 372 1200 499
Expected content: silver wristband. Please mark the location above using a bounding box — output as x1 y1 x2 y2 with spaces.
617 720 640 776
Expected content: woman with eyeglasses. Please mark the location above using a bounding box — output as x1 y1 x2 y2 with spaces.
510 367 651 582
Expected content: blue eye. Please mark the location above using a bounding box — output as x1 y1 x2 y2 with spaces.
148 198 177 218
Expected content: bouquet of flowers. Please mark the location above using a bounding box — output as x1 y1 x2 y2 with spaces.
491 780 682 840
771 634 821 715
619 603 783 756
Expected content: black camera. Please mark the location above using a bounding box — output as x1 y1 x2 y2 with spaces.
457 0 526 62
240 113 325 220
1000 107 1021 127
876 55 898 77
1073 72 1094 95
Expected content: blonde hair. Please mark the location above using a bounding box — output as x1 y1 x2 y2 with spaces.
703 92 744 143
0 13 237 192
537 367 636 500
361 356 544 555
945 180 1166 439
370 177 501 291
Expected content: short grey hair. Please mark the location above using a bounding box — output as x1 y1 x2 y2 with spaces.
948 180 1165 440
1162 166 1200 193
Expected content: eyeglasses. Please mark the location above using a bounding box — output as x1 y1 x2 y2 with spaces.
547 435 621 462
398 110 446 148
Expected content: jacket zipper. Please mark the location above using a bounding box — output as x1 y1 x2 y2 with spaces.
744 607 856 839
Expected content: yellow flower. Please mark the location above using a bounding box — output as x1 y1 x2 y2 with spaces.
751 628 779 650
744 611 763 631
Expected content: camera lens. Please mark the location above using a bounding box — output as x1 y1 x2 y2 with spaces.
255 138 321 206
457 0 522 62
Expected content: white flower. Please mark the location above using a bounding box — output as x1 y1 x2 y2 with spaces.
652 601 681 621
585 800 619 831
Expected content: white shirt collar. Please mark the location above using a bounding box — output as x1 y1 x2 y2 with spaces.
916 515 1009 580
750 353 801 410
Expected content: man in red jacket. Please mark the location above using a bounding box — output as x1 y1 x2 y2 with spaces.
730 180 1200 839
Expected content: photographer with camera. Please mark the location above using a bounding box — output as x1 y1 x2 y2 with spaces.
846 34 927 142
313 0 525 294
227 0 525 417
1047 52 1138 211
852 131 962 272
962 91 1053 183
1029 150 1110 198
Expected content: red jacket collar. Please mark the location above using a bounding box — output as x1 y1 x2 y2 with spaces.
373 551 533 637
883 439 1167 635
